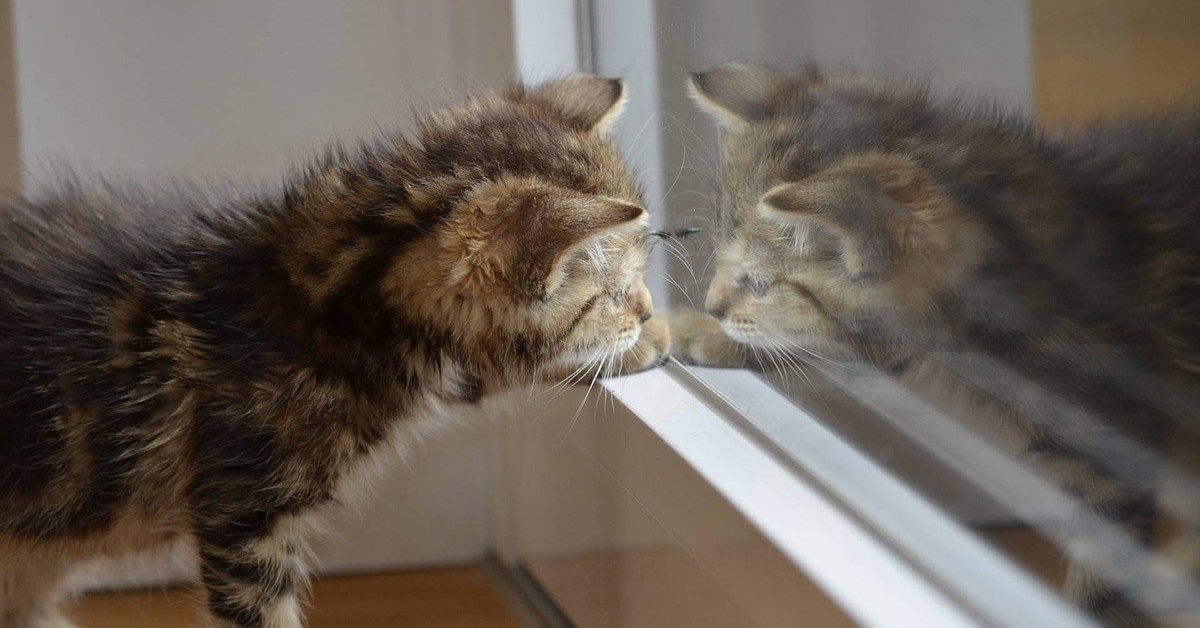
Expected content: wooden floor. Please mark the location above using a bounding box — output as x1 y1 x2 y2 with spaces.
529 547 855 628
63 531 1057 628
70 568 524 628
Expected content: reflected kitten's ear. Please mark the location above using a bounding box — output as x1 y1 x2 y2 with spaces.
688 63 787 129
759 154 947 279
512 191 647 299
522 73 628 134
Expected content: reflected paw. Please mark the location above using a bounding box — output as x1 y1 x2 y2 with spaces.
669 309 749 368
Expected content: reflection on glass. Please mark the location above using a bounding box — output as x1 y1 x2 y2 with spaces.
671 59 1200 626
583 1 1200 625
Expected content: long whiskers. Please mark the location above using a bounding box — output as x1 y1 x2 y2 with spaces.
656 232 700 286
662 112 719 175
536 357 600 403
556 343 615 448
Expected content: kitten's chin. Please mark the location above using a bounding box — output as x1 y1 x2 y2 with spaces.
721 321 823 353
551 328 641 371
720 321 779 348
614 327 641 353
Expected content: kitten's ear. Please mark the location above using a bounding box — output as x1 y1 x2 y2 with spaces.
759 154 944 279
514 193 647 299
524 73 628 134
688 63 787 130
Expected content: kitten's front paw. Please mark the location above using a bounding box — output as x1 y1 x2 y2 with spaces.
540 316 669 385
669 309 749 368
607 315 670 375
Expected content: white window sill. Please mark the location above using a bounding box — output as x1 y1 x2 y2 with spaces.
599 362 1092 628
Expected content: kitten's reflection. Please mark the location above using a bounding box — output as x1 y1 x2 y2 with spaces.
672 62 1200 626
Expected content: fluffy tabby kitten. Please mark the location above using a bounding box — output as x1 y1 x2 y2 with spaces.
674 63 1200 625
0 74 668 628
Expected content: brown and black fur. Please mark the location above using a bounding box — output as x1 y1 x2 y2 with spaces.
675 63 1200 625
0 74 668 628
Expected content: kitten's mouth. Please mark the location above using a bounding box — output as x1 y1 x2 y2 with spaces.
722 321 817 351
551 327 642 371
611 327 641 354
721 321 774 347
586 327 641 361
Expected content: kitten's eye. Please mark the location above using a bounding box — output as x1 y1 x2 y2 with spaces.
648 227 703 241
612 287 629 305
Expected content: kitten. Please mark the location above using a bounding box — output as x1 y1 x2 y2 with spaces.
0 74 668 628
675 63 1200 626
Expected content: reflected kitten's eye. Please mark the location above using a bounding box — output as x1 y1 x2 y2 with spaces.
737 274 771 297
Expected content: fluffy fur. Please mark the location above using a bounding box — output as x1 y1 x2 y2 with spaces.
675 63 1200 626
0 74 668 628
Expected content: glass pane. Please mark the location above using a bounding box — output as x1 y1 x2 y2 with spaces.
593 1 1200 625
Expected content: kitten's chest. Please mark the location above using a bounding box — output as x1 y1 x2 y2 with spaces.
324 384 488 510
266 355 473 454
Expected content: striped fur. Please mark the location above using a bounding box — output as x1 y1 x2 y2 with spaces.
0 74 666 628
677 63 1200 626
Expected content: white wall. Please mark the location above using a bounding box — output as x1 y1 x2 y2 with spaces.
12 0 513 580
512 0 584 80
14 0 514 181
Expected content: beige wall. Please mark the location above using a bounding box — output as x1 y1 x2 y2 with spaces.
10 0 513 581
1032 0 1200 126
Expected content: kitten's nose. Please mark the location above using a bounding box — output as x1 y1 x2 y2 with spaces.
631 283 653 324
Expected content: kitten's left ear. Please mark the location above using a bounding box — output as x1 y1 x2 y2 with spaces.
689 63 788 130
522 73 628 134
513 191 647 299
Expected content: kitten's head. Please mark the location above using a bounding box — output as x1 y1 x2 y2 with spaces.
689 64 989 359
305 74 654 382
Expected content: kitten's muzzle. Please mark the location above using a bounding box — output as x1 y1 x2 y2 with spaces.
704 277 746 321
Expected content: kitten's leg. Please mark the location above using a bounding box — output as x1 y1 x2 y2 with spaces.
1023 441 1156 627
914 365 1155 625
194 511 311 628
0 555 79 628
1026 413 1177 626
950 417 1153 624
669 309 751 368
1158 429 1200 626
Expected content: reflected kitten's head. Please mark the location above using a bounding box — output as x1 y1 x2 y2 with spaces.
284 74 655 382
689 64 990 360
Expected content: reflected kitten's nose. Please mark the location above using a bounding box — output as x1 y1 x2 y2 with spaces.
706 272 744 320
706 295 731 320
